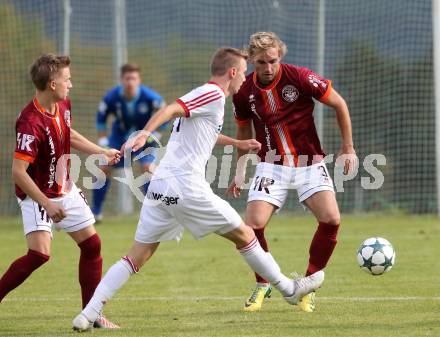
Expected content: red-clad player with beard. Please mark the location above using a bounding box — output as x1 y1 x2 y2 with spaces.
0 54 120 328
229 32 358 312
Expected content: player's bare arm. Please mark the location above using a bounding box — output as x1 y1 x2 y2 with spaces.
12 158 66 222
122 101 185 153
70 128 121 165
322 88 357 175
216 134 261 152
227 122 254 198
150 101 167 141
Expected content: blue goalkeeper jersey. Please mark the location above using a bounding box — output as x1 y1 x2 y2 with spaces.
96 85 166 137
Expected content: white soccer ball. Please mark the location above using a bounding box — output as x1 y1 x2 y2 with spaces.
356 237 395 275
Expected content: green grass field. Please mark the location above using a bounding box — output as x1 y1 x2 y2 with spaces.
0 213 439 337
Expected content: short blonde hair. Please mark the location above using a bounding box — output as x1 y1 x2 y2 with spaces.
247 32 287 59
210 47 248 76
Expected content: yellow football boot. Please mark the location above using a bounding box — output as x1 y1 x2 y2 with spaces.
299 291 316 312
243 284 272 312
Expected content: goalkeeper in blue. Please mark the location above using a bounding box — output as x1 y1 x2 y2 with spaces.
92 63 167 222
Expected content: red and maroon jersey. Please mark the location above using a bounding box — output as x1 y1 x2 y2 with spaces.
14 97 72 200
233 63 332 167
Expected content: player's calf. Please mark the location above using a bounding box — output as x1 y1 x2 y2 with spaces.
306 221 339 276
126 241 159 269
74 242 158 330
75 256 138 328
78 233 103 308
0 249 50 302
221 222 255 248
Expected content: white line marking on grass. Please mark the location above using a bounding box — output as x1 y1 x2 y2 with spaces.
4 296 440 302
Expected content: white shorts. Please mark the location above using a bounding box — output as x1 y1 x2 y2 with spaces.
135 175 242 243
247 161 335 209
18 184 95 236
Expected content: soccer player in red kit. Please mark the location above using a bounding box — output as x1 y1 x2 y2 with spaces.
229 32 357 312
0 54 121 328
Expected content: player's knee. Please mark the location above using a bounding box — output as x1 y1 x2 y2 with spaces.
319 214 340 226
27 249 50 268
244 216 266 230
78 233 101 258
32 246 51 257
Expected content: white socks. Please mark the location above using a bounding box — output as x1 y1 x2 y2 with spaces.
81 239 292 322
239 238 293 297
82 257 137 322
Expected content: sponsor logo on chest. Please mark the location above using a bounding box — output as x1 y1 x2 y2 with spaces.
45 127 56 188
281 85 299 102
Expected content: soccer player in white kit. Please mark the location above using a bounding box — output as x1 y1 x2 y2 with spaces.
72 47 324 331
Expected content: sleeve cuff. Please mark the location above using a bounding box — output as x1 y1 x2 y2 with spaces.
176 99 190 117
318 80 332 103
14 152 35 163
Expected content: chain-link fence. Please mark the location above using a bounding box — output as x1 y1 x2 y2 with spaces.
0 0 434 215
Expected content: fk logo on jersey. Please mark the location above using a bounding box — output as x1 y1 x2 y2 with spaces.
16 133 35 152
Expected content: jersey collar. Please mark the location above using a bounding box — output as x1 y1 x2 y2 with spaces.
33 97 59 118
119 85 141 103
207 81 225 94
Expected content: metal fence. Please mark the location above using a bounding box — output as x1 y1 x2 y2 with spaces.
0 0 435 215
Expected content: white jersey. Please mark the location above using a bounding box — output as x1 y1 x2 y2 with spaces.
155 82 225 178
137 82 242 243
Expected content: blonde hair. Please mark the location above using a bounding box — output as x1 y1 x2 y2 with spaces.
247 32 287 59
210 47 248 76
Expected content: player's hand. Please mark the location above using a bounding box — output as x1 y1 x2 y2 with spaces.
121 131 149 154
237 139 261 152
44 201 66 223
336 145 358 175
104 148 121 166
226 180 242 198
226 175 245 198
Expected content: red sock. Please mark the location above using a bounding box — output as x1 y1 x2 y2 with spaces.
78 234 103 308
254 228 269 284
306 222 340 276
0 249 49 302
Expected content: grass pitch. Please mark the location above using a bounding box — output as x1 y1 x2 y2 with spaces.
0 213 439 337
